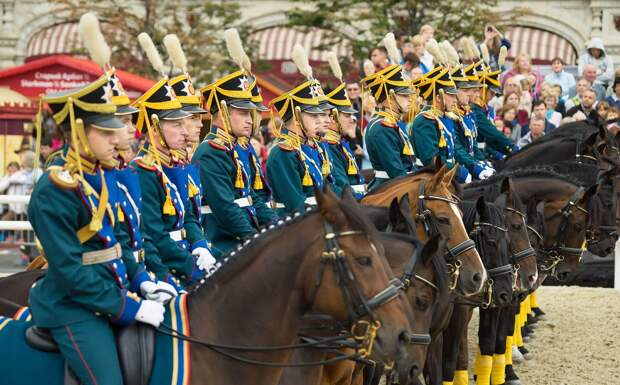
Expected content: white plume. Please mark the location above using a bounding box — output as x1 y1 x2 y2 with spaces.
425 38 446 66
241 54 252 73
138 32 166 76
224 28 248 71
291 44 313 80
469 38 481 60
163 34 187 73
498 46 508 68
363 60 375 77
79 12 110 69
326 51 343 81
481 43 490 65
383 32 402 64
440 40 460 67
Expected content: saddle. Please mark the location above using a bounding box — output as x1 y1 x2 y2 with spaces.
25 324 155 385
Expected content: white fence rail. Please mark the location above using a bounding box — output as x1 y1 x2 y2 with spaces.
0 195 33 231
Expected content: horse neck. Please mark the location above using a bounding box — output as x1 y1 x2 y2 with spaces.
503 139 576 168
511 177 578 203
187 214 324 385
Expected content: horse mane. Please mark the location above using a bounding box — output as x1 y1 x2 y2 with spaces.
364 165 462 199
550 161 598 186
460 200 505 233
190 208 320 295
467 167 581 190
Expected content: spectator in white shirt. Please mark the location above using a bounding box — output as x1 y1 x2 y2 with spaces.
544 57 575 98
518 116 546 147
578 37 615 88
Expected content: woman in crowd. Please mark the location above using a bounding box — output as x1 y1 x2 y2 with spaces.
502 53 544 96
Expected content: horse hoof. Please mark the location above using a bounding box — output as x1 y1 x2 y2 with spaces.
523 336 531 343
512 346 525 363
505 380 523 385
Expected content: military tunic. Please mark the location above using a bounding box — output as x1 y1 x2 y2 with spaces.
266 130 323 216
235 140 275 218
324 132 366 198
192 128 275 258
364 112 416 191
133 147 207 287
449 107 491 179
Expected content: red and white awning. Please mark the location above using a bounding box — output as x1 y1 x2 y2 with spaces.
504 26 577 65
27 23 83 58
251 27 350 62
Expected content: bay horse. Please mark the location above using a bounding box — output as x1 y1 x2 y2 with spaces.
464 169 597 282
361 160 487 298
0 187 420 385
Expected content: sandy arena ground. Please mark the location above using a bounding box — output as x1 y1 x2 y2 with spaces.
467 286 620 385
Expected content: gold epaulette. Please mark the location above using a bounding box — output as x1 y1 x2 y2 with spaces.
277 140 295 152
208 136 231 151
421 110 438 120
445 111 460 121
48 166 79 189
44 150 63 169
135 153 157 171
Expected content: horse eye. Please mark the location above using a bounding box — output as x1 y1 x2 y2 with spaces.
355 256 373 266
574 224 583 232
415 297 429 310
511 223 523 231
437 216 450 225
488 239 498 248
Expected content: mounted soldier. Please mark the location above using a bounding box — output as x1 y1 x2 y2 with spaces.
266 44 330 215
132 33 214 291
440 40 496 180
363 32 416 191
323 51 366 198
192 28 276 258
163 34 208 229
27 73 165 385
466 38 518 161
409 39 472 183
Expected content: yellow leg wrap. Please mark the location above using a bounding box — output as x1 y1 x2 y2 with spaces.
491 354 506 385
525 295 532 316
475 355 493 385
505 336 513 365
530 291 539 308
442 382 454 385
515 319 523 347
454 370 469 385
473 348 482 376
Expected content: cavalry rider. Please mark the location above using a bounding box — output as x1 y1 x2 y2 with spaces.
266 44 330 215
468 41 518 161
324 52 366 197
193 30 275 258
164 34 207 226
409 41 472 184
132 33 214 290
362 41 416 190
441 41 496 180
28 75 165 385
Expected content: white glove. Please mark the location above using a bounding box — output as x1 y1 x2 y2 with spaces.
135 299 165 327
464 173 472 183
479 167 495 180
192 247 216 271
139 280 159 301
155 280 178 303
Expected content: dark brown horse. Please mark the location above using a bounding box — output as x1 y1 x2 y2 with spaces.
0 187 420 385
362 161 487 297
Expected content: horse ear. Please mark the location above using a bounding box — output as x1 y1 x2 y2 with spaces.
388 197 407 233
442 165 458 185
399 193 411 217
421 234 441 265
429 164 448 189
433 156 443 171
340 185 356 204
579 183 599 205
598 123 607 140
316 185 340 223
584 132 598 149
475 196 488 219
615 131 620 145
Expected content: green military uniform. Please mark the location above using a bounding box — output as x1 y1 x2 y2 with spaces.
323 58 366 198
266 53 328 215
471 60 517 159
28 75 142 385
361 64 416 191
132 73 210 288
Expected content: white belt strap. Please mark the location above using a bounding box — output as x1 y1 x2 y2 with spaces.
305 196 317 206
477 142 486 150
374 170 389 179
200 197 252 215
169 229 185 242
351 184 367 194
82 244 121 266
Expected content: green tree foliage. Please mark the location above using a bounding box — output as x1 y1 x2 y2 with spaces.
51 0 248 85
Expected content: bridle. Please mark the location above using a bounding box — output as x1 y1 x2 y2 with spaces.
398 240 438 346
415 181 476 291
503 206 536 289
585 183 618 246
307 219 406 358
155 218 406 366
536 187 588 274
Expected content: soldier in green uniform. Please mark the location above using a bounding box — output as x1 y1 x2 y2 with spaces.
323 52 366 197
266 45 329 215
362 63 416 190
469 47 518 160
439 41 496 180
28 75 165 385
409 62 473 183
132 33 214 291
